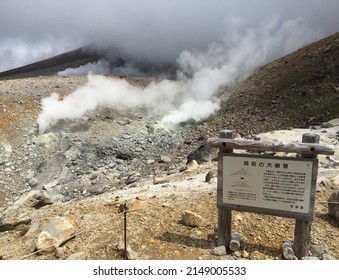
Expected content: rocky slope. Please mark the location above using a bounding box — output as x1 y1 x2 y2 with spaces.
0 33 338 260
205 32 339 137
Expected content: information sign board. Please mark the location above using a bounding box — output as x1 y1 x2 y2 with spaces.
221 154 318 219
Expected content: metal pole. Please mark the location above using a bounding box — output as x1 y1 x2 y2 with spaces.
124 203 127 260
119 203 128 260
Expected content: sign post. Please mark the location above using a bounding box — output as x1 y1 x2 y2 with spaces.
217 130 234 247
208 130 335 259
293 133 319 259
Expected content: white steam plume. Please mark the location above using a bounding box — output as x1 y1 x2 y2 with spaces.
57 59 111 76
38 18 320 132
57 59 147 77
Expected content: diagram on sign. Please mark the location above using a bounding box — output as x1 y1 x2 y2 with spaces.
230 168 253 191
230 168 253 176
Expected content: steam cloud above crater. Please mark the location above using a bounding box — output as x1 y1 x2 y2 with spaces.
38 17 321 131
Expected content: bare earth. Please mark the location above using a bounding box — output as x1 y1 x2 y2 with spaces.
0 161 338 260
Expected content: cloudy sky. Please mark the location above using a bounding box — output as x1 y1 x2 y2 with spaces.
0 0 338 72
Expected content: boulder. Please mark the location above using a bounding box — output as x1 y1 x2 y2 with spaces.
153 177 170 185
0 205 31 232
116 119 131 126
37 153 66 186
125 172 142 185
24 221 41 239
310 244 325 258
205 170 217 182
186 160 199 171
182 210 204 227
187 144 217 164
15 190 53 209
328 191 339 221
36 216 76 253
159 155 172 163
116 147 133 160
86 185 107 195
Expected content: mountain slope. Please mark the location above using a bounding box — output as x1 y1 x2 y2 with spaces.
0 45 101 80
205 32 339 137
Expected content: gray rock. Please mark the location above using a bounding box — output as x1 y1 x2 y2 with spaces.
37 153 66 186
28 178 39 188
116 119 131 126
147 159 155 165
87 185 106 195
36 216 76 253
324 118 339 127
89 173 99 180
205 170 217 182
116 147 133 160
58 166 73 184
24 221 40 238
160 155 172 163
179 166 188 172
0 206 32 232
15 190 53 209
310 244 325 258
212 246 226 256
187 144 217 164
328 191 339 221
125 173 142 185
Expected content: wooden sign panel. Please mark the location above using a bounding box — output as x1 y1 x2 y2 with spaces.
219 154 318 220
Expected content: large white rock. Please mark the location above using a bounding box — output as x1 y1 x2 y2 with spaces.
182 210 204 227
36 216 76 253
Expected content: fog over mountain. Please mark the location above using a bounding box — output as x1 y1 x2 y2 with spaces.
1 0 339 72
